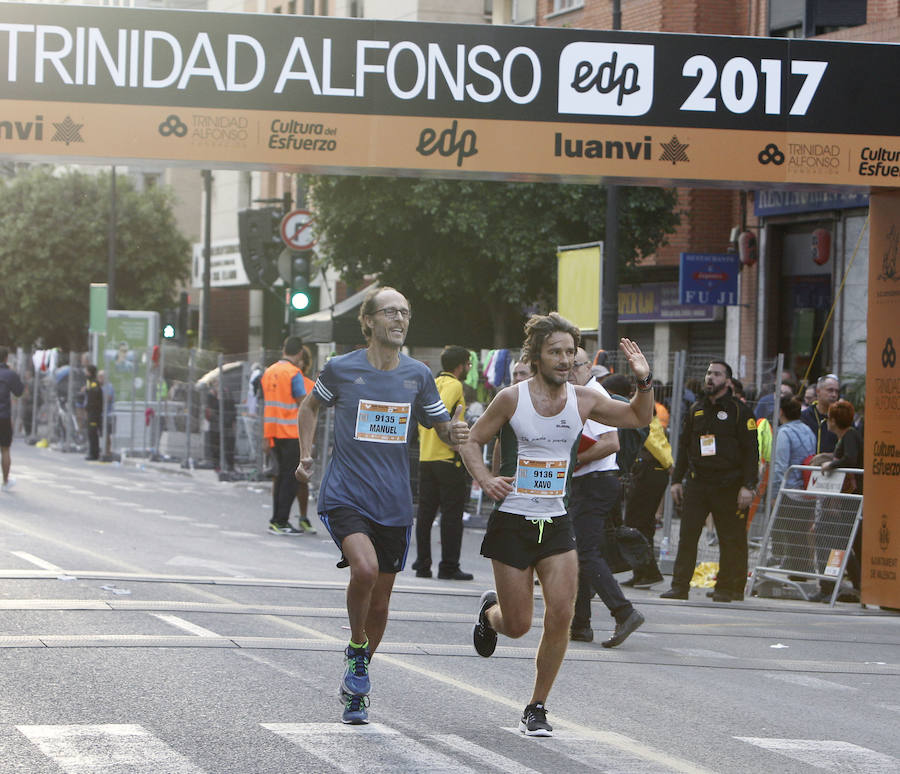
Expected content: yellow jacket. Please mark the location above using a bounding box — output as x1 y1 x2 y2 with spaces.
643 415 673 469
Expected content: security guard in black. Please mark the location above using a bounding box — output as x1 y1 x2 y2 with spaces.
666 361 758 601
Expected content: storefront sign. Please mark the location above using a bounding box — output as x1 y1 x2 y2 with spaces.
618 282 717 322
191 240 250 288
1 3 899 188
679 253 741 306
754 190 870 216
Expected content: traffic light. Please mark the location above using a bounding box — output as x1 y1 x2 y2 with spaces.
162 308 177 340
177 291 189 346
288 252 320 315
238 207 282 289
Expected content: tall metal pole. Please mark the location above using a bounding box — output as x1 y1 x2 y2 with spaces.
601 0 622 353
200 170 213 350
107 166 116 309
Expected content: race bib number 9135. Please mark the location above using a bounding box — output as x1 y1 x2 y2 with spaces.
355 400 410 443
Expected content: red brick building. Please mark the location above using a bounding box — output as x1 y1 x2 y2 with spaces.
532 0 894 391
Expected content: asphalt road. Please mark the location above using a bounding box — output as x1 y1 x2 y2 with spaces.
1 443 898 773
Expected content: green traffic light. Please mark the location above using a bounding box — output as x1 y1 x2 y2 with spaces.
290 291 311 311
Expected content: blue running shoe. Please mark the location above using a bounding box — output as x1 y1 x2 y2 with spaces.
341 644 370 697
341 693 369 725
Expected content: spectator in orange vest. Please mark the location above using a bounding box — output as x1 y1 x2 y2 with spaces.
262 336 308 535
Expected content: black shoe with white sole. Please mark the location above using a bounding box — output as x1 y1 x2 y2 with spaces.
519 703 553 737
473 590 498 657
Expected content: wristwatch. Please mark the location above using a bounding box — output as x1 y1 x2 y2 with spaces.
637 371 653 391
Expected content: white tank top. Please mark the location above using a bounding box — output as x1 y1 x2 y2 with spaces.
499 380 584 519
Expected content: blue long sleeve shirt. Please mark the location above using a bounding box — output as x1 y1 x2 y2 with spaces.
771 420 817 495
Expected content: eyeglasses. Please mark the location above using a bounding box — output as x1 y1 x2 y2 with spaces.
572 361 589 368
372 307 412 320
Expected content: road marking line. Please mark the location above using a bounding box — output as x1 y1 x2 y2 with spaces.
432 733 543 773
369 652 714 774
151 614 221 638
765 673 857 691
10 551 63 572
262 723 479 773
736 738 899 770
663 647 738 660
138 508 166 514
501 727 688 771
16 724 206 774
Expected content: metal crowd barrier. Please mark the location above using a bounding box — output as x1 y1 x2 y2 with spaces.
748 464 864 607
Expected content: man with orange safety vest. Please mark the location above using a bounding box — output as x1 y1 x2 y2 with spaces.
262 336 308 535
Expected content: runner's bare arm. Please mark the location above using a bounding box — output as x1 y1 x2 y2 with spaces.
583 338 654 428
295 391 322 483
459 387 517 501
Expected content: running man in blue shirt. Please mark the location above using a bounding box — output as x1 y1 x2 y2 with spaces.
295 286 469 725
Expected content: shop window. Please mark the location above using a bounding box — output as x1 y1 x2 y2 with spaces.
514 0 536 24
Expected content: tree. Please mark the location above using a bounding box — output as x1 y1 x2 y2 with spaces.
307 176 679 347
0 167 191 349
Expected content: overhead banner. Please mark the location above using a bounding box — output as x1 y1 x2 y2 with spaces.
863 191 900 609
1 3 900 188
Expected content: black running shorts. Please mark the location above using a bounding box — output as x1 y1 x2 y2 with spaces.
321 507 411 574
0 418 12 447
480 510 577 570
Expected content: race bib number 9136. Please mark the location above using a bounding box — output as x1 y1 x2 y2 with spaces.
516 458 569 497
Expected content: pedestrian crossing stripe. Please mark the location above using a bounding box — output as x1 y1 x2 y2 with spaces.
263 723 484 774
736 738 900 770
11 725 900 773
15 724 205 774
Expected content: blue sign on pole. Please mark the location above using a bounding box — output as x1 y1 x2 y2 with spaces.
679 253 741 306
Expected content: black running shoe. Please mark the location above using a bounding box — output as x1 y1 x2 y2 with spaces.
519 702 553 736
268 522 303 535
473 590 498 657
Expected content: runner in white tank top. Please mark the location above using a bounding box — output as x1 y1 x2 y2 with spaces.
500 380 583 520
460 312 654 737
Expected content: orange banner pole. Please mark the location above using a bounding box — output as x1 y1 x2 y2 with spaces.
862 190 900 609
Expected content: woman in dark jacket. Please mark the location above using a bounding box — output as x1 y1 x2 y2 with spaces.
812 399 863 602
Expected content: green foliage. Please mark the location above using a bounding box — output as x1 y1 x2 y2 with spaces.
306 175 679 344
0 167 190 349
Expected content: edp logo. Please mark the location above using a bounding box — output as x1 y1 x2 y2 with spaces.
558 42 654 117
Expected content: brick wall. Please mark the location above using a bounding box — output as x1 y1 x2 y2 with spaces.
866 0 900 25
539 0 757 34
819 17 900 41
